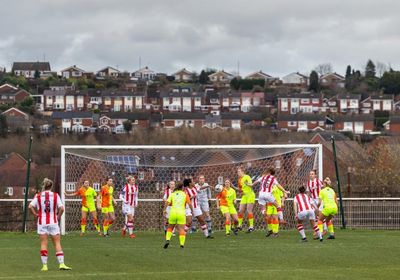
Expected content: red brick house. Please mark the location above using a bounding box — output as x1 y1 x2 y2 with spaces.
0 84 30 105
162 112 205 129
1 107 31 132
383 115 400 134
51 111 95 133
333 114 374 134
173 68 193 82
337 93 361 114
277 92 323 114
277 113 327 132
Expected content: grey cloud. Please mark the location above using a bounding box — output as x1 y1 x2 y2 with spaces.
0 0 399 76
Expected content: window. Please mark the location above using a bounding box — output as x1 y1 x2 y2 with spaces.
343 122 353 131
66 182 76 192
288 121 297 127
6 187 13 196
93 183 100 192
301 99 310 104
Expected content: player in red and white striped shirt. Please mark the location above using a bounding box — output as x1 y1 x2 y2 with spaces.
28 178 71 271
293 185 322 242
120 176 139 238
184 178 213 239
307 170 327 234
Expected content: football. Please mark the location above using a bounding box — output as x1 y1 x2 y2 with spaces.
214 184 223 193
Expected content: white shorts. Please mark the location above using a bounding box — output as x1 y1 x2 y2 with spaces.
310 198 323 211
258 192 276 206
198 199 210 213
192 206 203 217
185 205 192 217
122 204 135 216
165 206 171 218
37 224 60 236
297 210 316 221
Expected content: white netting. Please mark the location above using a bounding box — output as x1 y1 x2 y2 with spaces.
61 145 322 234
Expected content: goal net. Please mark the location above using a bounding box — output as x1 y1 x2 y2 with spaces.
61 144 322 234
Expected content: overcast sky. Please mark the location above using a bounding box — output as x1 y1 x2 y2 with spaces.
0 0 399 77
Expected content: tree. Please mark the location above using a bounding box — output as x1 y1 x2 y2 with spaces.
34 70 40 79
199 70 209 84
365 59 376 78
0 115 8 137
380 70 400 94
314 63 333 76
345 65 352 90
18 97 35 114
308 70 319 92
123 120 133 134
376 61 389 78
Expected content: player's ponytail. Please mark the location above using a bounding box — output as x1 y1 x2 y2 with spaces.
174 182 184 191
42 178 53 191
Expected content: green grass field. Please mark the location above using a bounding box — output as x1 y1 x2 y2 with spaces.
1 229 400 280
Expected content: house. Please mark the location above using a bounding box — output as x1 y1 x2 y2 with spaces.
98 112 154 133
333 114 374 134
98 89 145 112
133 66 156 80
61 65 87 79
162 112 205 129
220 91 241 112
11 62 51 79
277 92 322 114
383 115 400 134
160 87 203 113
369 94 394 112
221 112 264 129
203 114 222 129
208 70 235 87
337 93 361 114
49 81 75 91
281 72 308 87
240 91 265 112
0 84 30 105
173 68 193 82
277 113 326 132
1 107 31 132
321 96 338 114
43 89 86 111
245 70 280 86
51 111 95 133
320 73 345 88
309 131 366 183
0 153 39 199
97 66 121 78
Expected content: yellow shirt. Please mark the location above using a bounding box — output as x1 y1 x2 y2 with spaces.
167 190 190 215
319 186 337 209
238 174 253 195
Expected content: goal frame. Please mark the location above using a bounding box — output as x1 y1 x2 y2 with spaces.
61 144 323 234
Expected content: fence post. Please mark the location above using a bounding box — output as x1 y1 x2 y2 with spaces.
22 136 33 233
331 136 346 229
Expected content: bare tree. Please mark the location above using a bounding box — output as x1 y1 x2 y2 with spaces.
314 63 333 76
376 61 389 78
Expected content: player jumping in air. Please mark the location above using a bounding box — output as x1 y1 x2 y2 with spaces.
252 167 289 237
163 181 193 249
29 178 72 271
65 180 100 236
120 175 139 238
97 177 116 237
216 179 239 236
318 177 338 239
184 178 213 239
293 186 323 242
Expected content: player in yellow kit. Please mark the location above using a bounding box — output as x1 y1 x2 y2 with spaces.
266 186 284 237
96 178 116 237
216 179 239 236
163 181 193 249
318 177 338 239
235 167 255 232
65 180 100 235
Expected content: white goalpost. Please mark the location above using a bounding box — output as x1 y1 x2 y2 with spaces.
61 144 323 235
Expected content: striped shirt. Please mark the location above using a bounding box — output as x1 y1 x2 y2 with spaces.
29 191 63 225
295 193 312 212
307 179 323 200
163 187 172 201
258 175 279 194
185 186 199 208
120 183 138 207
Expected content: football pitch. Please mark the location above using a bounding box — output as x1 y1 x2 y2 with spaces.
1 230 400 280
